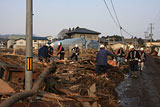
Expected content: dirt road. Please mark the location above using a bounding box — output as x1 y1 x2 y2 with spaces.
117 56 160 107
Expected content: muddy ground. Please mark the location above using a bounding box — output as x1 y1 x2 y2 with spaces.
117 56 160 107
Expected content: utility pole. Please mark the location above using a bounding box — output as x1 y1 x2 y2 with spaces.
25 0 33 90
150 23 153 46
144 31 148 47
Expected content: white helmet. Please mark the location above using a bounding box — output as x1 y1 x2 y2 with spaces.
130 45 134 49
58 42 61 46
75 44 78 47
121 45 124 48
50 43 54 47
140 48 144 51
46 44 49 47
100 44 105 48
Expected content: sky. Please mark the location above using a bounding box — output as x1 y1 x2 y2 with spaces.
0 0 160 40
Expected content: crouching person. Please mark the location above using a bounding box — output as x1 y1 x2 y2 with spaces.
94 45 114 80
70 44 80 61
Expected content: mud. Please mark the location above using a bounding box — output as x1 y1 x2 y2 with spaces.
117 56 160 107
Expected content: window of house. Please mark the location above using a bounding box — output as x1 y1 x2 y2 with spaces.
80 35 85 38
34 40 37 42
19 42 23 44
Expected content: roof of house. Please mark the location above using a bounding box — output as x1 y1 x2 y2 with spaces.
66 28 101 35
32 37 48 40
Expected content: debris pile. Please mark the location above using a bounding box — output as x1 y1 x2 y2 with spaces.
0 49 127 107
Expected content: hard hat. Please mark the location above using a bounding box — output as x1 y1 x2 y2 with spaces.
50 43 54 47
121 45 124 48
75 44 78 47
130 45 134 49
58 42 61 46
46 44 49 47
100 44 105 48
140 48 144 51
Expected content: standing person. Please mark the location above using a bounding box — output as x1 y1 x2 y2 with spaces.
57 42 65 60
94 45 114 80
125 45 141 78
116 45 125 66
48 43 54 62
70 44 80 61
38 44 49 63
139 48 146 71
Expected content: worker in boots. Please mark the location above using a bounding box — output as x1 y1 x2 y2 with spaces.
70 44 80 61
125 45 141 78
139 47 146 71
57 42 65 60
116 45 125 66
94 45 114 80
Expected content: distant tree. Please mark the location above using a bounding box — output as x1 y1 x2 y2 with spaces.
137 38 144 46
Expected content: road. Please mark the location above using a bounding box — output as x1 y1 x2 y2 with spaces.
117 56 160 107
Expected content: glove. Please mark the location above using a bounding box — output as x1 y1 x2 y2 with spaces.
138 59 141 62
125 59 127 62
76 53 78 55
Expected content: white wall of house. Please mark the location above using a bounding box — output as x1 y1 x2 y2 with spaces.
71 34 98 41
110 43 127 50
13 39 26 49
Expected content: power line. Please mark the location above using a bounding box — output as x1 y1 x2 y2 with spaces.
110 0 121 28
103 0 119 27
103 0 135 38
110 0 123 37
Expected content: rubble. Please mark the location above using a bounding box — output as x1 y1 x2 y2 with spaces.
0 49 128 107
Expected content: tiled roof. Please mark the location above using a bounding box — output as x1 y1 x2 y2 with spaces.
66 28 101 35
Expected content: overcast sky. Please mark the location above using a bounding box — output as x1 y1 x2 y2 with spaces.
0 0 160 39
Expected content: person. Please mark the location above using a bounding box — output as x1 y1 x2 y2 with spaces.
70 44 80 61
116 45 125 66
94 44 114 80
57 42 65 60
139 48 146 71
38 44 49 63
48 43 54 62
125 45 141 78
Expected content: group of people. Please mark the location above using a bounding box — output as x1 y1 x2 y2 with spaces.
38 42 81 64
38 42 146 79
94 44 146 79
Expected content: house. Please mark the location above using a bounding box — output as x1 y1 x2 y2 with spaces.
145 42 160 47
106 41 128 50
8 35 48 49
66 27 101 41
7 35 25 48
32 37 48 49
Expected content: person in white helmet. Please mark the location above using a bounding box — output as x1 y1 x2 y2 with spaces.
125 45 141 78
70 44 80 61
116 45 125 66
94 44 114 80
139 47 146 71
57 42 65 60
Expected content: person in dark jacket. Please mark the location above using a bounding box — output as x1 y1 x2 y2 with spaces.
57 42 65 60
38 44 49 63
125 45 141 78
94 45 114 80
139 47 146 71
116 45 125 66
70 44 80 61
